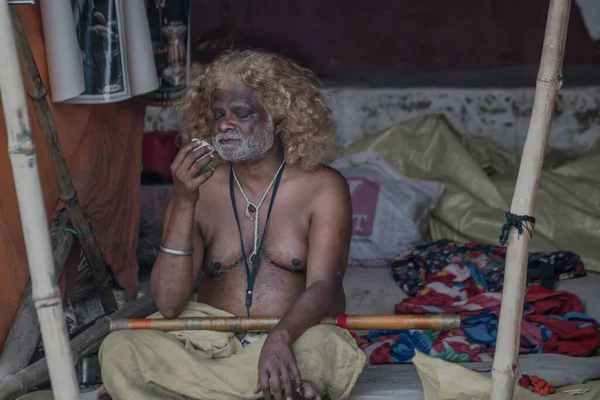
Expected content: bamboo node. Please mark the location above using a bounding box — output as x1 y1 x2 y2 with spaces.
537 73 564 86
8 138 36 156
32 293 62 309
26 83 48 101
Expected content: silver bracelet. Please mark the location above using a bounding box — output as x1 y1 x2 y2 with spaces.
159 244 194 256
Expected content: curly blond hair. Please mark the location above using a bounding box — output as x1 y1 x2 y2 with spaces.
175 50 339 170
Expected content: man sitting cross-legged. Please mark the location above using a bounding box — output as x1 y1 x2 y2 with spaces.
98 50 366 400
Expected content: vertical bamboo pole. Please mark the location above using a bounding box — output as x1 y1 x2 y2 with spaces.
0 209 73 380
490 1 571 399
0 3 79 400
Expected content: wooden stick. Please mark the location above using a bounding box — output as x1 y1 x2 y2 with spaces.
0 294 157 400
490 1 571 399
110 314 461 332
0 209 73 380
0 4 79 400
10 8 119 315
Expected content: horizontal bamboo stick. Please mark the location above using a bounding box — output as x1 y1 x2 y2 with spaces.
110 314 461 332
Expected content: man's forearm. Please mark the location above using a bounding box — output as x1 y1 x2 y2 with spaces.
271 280 339 344
150 199 196 318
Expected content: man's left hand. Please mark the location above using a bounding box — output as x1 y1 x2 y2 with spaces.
255 330 302 400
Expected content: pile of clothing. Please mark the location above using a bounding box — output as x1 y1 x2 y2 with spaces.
355 240 599 365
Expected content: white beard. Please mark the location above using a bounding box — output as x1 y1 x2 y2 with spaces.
212 117 275 162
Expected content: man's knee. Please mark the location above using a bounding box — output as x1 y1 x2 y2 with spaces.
294 324 361 360
99 331 135 362
301 324 355 345
99 330 162 364
101 329 142 347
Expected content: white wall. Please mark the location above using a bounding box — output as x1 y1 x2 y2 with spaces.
144 86 600 150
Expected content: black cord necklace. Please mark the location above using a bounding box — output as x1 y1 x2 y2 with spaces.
229 162 286 316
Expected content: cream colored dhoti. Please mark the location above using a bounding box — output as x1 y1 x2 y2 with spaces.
98 302 366 400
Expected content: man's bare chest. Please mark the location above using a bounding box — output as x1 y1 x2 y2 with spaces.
201 198 310 271
197 169 313 266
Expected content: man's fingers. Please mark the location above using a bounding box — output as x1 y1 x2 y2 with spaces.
279 367 294 400
170 140 197 168
270 369 283 400
290 362 302 392
258 369 272 400
190 168 215 188
191 138 210 152
179 144 213 174
186 151 214 179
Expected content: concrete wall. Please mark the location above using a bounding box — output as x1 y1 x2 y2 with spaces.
144 86 600 150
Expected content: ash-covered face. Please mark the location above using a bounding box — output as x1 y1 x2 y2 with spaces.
210 86 275 163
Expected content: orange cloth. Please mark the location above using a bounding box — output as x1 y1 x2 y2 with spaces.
0 4 143 351
518 374 557 396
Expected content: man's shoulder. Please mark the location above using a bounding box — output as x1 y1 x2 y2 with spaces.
296 165 350 199
309 164 348 186
297 165 352 224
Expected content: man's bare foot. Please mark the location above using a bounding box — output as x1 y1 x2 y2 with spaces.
296 381 322 400
96 385 112 400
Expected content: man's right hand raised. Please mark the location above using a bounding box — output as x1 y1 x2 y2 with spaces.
170 139 215 205
152 139 213 318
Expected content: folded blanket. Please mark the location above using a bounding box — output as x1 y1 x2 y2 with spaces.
99 302 366 400
356 256 599 365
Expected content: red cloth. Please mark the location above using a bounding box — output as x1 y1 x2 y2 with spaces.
142 131 179 182
394 270 600 362
524 284 585 315
527 314 600 356
523 286 600 357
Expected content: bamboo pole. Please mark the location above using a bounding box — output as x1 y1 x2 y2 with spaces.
0 3 79 400
490 1 571 399
0 209 73 380
0 294 157 400
110 314 461 332
10 8 119 315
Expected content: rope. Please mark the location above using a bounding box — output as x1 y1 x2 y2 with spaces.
50 226 90 236
231 159 286 259
499 211 536 246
